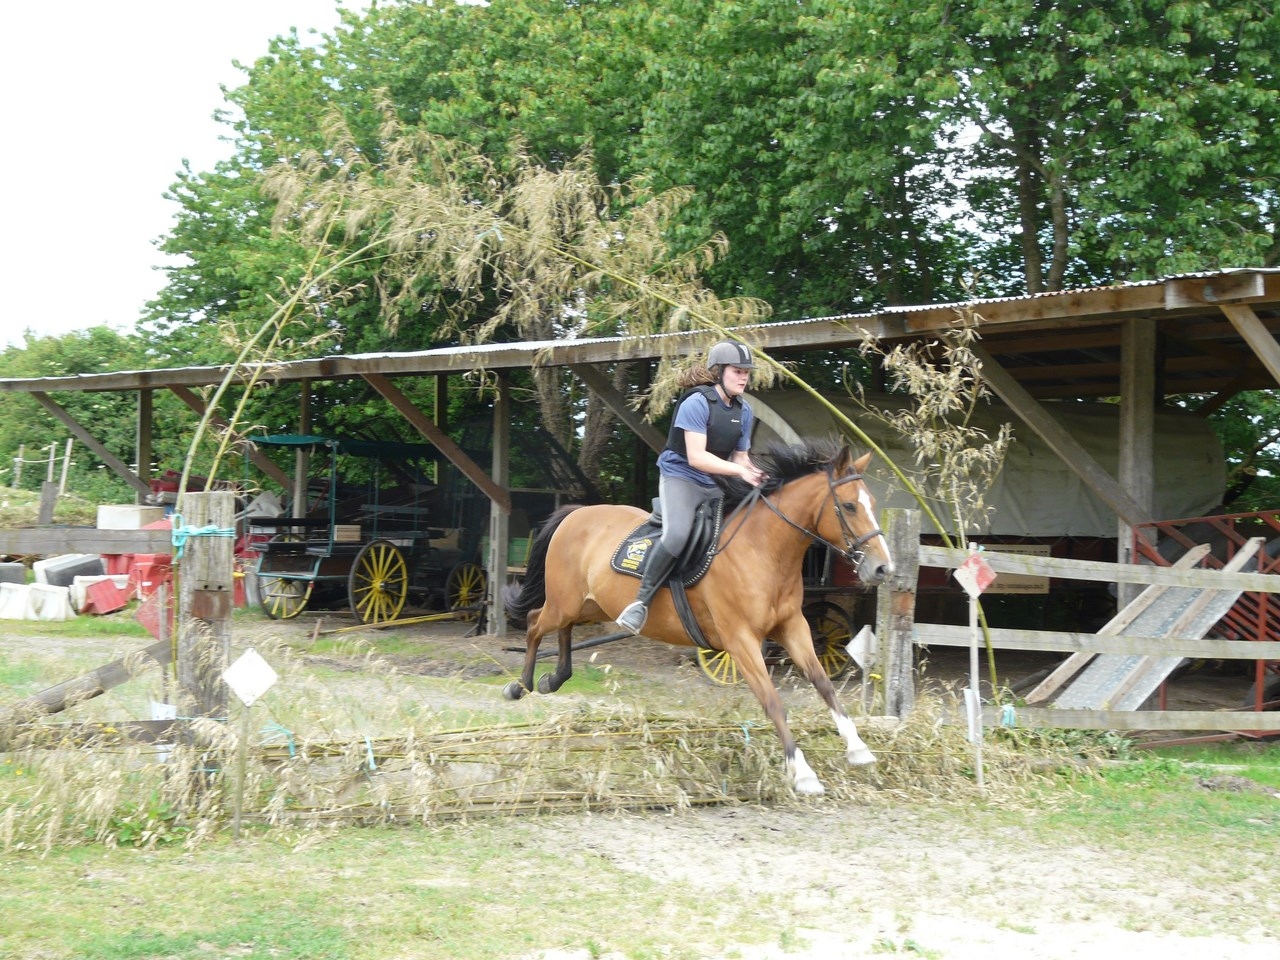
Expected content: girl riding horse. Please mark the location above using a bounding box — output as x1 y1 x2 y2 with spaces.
505 438 894 796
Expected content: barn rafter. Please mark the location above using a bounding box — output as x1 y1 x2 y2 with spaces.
4 267 1280 612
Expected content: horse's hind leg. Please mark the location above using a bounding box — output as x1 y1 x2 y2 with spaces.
502 617 541 700
537 626 574 693
503 616 573 700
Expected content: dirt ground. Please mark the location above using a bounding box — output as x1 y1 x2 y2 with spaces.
244 610 1276 959
6 610 1277 959
288 605 1261 721
284 610 1278 959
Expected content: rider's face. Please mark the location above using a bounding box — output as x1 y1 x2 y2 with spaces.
720 364 751 396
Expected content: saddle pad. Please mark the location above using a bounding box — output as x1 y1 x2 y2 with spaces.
609 499 722 587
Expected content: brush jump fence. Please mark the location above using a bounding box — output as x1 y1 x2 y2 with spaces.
874 509 1280 734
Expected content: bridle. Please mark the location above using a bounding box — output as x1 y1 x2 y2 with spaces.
718 464 884 566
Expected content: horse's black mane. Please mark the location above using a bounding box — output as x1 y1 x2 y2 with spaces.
719 437 847 509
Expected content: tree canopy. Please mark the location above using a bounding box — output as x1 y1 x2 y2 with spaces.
8 0 1280 503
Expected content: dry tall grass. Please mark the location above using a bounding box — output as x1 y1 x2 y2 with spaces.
1 622 1094 856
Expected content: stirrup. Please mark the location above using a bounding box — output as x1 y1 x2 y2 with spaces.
616 600 648 635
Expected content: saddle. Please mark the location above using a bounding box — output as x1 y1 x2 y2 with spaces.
609 498 723 648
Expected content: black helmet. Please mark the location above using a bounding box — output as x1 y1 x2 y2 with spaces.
706 340 754 369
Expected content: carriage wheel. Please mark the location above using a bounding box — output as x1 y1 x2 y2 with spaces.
695 647 743 685
259 577 313 620
803 600 855 681
445 561 487 620
349 539 409 625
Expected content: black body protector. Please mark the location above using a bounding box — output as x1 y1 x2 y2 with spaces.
664 385 745 460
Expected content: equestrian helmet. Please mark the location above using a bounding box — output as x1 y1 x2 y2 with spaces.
706 340 754 370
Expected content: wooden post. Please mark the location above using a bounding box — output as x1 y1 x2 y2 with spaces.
875 508 920 718
58 438 74 495
38 481 58 525
176 490 235 719
1117 318 1156 607
433 373 448 485
136 389 153 505
294 379 311 516
489 374 511 636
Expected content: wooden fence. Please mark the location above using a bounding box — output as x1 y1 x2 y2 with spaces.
873 509 1280 733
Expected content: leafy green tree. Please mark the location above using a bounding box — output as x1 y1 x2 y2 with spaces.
140 0 1280 496
946 0 1280 291
0 328 157 502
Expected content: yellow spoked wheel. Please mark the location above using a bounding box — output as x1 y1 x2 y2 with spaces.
349 539 409 624
803 600 855 680
260 576 313 620
695 647 743 685
445 561 487 620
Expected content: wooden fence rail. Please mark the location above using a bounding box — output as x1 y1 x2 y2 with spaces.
875 510 1280 733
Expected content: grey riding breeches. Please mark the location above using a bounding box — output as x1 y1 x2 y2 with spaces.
657 475 723 556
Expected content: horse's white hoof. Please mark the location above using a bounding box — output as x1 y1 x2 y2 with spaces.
847 747 877 766
794 775 825 796
788 748 824 795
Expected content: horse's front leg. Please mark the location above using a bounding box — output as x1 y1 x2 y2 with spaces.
775 614 876 766
723 633 825 796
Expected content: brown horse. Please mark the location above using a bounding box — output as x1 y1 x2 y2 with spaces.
504 438 894 795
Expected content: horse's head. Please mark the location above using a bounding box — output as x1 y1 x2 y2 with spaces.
821 447 895 586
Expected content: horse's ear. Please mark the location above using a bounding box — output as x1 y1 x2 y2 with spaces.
851 450 872 474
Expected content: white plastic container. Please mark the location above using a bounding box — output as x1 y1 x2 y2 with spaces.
97 505 167 529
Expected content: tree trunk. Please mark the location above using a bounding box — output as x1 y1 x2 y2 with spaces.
1014 125 1044 294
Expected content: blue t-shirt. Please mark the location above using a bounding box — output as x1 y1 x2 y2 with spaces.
656 391 754 486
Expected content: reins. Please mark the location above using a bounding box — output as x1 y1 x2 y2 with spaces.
717 465 883 565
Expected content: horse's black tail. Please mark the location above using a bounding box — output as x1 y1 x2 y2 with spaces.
505 505 584 628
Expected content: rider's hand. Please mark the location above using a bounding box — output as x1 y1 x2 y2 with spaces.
740 464 765 487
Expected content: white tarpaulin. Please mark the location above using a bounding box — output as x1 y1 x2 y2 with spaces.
748 390 1225 537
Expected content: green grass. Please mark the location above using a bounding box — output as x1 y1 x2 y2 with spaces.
1 827 776 960
1028 751 1279 848
0 487 99 527
0 656 47 691
1143 740 1280 789
0 608 151 638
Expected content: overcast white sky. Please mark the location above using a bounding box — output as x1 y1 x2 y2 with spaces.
0 1 367 349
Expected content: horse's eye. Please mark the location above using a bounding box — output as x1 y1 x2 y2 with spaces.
841 501 858 513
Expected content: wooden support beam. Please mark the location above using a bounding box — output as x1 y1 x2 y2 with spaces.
488 373 511 635
30 391 152 497
1117 318 1156 606
1219 302 1280 389
167 385 293 490
568 363 667 454
971 345 1152 527
362 372 511 513
136 388 153 505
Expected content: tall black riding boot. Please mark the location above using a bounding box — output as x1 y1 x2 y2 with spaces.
616 542 679 634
